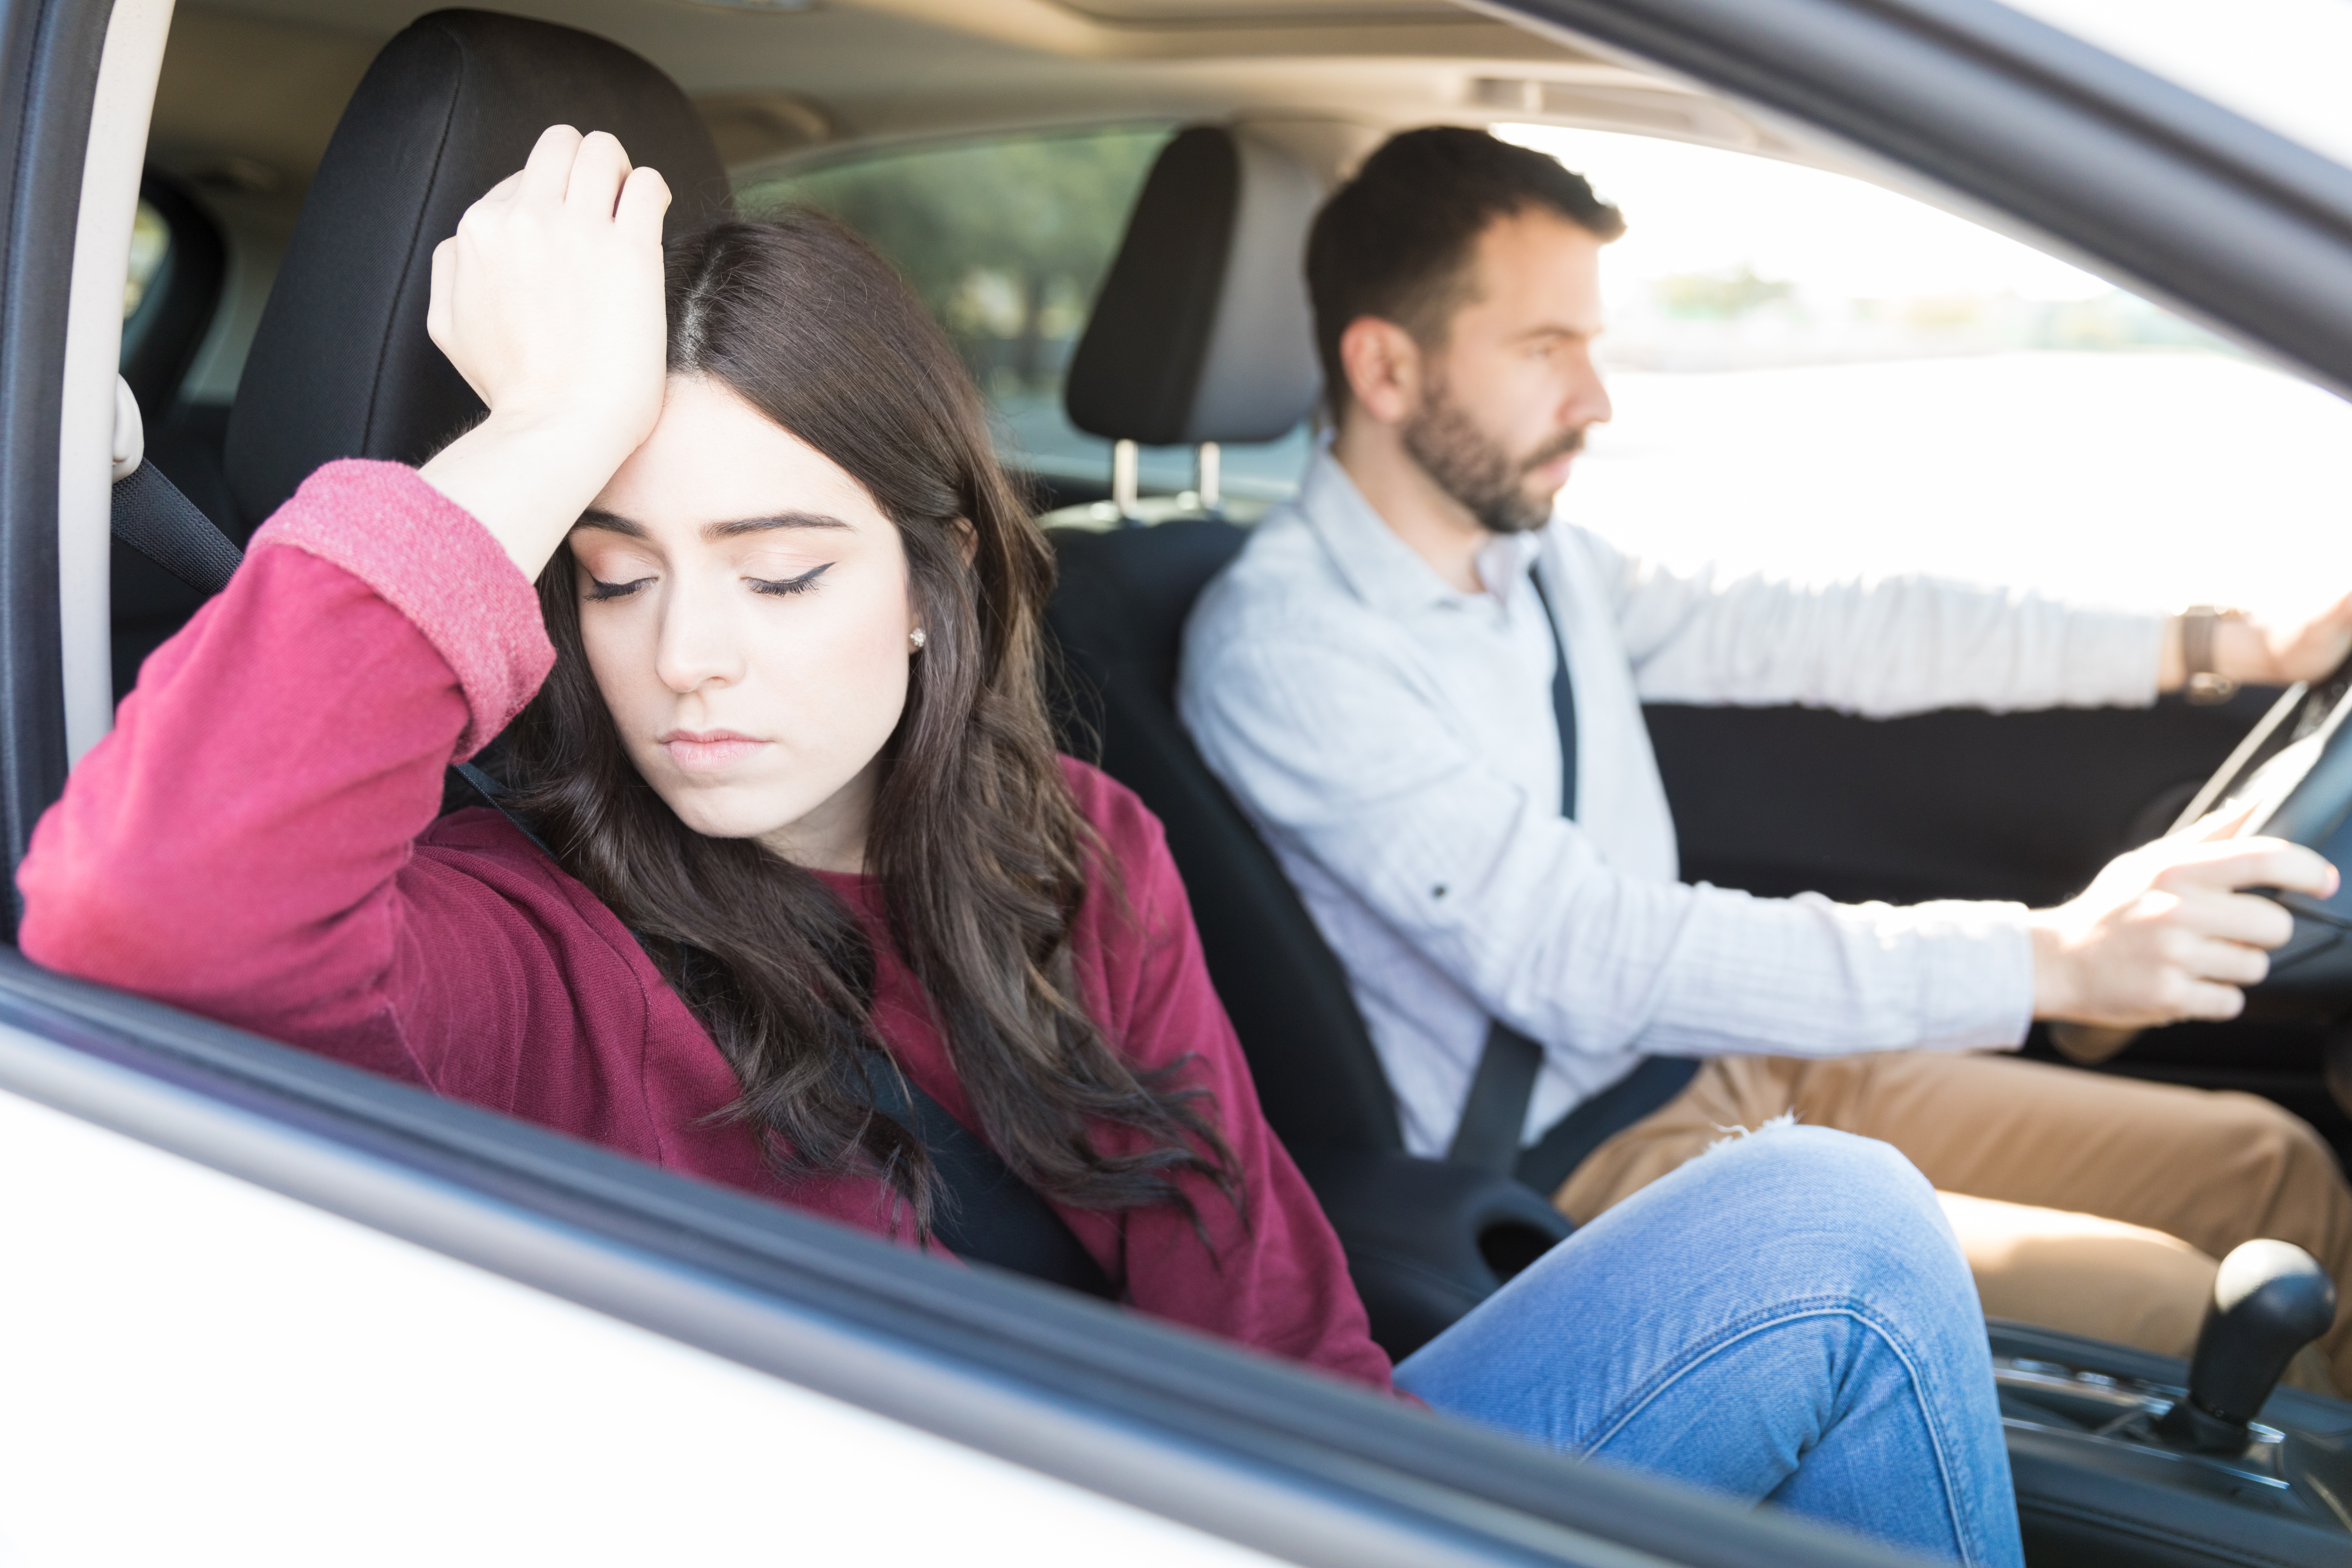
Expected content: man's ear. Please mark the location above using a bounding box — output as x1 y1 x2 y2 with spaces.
1338 316 1422 427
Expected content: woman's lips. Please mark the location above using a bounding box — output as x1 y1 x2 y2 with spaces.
659 730 769 773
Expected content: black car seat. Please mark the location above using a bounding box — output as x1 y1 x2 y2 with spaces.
112 169 232 699
1046 125 1570 1359
220 8 728 527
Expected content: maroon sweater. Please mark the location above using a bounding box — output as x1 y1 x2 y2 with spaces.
19 460 1394 1392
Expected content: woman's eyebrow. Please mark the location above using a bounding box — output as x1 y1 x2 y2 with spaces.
574 509 650 538
705 512 854 540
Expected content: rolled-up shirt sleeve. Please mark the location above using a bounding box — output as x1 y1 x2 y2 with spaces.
1183 622 2037 1070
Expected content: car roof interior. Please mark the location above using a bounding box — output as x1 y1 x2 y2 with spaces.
144 0 1895 412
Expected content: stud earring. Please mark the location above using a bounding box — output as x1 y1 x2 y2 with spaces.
909 628 927 650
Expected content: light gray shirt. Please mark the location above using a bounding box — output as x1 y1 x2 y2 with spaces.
1178 448 2168 1159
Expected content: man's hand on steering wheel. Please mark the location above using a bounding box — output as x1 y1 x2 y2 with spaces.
2161 592 2352 691
2030 806 2340 1028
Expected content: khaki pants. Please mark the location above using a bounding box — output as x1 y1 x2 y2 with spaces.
1554 1052 2352 1395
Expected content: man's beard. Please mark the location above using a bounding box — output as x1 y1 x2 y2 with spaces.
1400 380 1585 536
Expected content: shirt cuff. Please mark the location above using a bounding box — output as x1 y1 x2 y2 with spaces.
2059 607 2168 709
247 459 555 759
1901 898 2038 1051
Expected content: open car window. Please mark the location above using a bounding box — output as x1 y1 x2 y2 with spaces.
1493 123 2352 615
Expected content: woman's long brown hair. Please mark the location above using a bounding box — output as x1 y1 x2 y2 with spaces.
504 215 1238 1241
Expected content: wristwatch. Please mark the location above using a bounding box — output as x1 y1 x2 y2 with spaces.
2179 604 2244 705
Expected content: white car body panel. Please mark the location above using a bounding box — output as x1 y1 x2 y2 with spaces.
0 1055 1283 1568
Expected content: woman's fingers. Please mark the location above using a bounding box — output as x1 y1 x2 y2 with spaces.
565 130 634 214
426 237 455 350
615 164 672 240
517 123 584 203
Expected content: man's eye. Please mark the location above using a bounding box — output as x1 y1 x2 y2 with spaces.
749 563 833 597
586 575 653 601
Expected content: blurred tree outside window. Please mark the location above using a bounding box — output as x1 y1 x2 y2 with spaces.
742 128 1276 503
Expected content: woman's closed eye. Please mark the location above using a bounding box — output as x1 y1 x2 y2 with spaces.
748 562 833 597
586 574 655 601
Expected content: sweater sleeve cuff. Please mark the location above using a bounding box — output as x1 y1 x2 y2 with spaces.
247 459 555 758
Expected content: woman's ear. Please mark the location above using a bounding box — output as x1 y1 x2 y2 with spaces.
951 516 978 569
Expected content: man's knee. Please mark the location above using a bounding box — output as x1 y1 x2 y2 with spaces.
2208 1091 2343 1194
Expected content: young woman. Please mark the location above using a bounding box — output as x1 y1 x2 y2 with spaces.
21 127 2022 1567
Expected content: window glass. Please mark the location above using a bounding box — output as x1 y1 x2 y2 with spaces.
1498 125 2352 615
739 128 1306 503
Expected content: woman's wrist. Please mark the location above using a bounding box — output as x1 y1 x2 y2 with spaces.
417 412 630 581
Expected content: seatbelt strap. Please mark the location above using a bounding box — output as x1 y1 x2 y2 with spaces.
111 462 242 596
453 762 1115 1299
1530 569 1577 820
1448 567 1580 1173
1514 1054 1699 1197
849 1051 1118 1299
1448 567 1699 1181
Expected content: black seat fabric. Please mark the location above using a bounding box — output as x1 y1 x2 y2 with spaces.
1049 522 1398 1153
1047 122 1572 1358
222 8 729 525
1064 125 1323 446
1046 523 1570 1357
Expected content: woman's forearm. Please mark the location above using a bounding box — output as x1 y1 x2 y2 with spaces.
18 461 553 1038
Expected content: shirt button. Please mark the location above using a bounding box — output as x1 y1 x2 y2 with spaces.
1432 884 1448 899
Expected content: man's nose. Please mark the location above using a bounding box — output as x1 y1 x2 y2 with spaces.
1570 355 1613 428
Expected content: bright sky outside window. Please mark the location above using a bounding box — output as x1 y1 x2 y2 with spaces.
1999 0 2352 171
1492 125 2352 614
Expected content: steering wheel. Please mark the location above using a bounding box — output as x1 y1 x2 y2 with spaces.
2176 653 2352 1009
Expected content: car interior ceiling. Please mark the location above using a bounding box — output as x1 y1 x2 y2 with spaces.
79 0 2352 1561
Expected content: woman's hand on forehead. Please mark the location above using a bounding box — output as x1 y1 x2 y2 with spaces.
419 124 672 581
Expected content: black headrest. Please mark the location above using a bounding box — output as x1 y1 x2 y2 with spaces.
222 9 728 526
1064 126 1323 448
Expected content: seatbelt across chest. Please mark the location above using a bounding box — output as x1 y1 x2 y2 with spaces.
448 765 1116 1299
1446 566 1697 1189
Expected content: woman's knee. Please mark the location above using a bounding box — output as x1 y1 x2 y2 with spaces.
1695 1121 1937 1213
1687 1124 1969 1291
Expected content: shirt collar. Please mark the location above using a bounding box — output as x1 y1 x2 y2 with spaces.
1296 441 1545 618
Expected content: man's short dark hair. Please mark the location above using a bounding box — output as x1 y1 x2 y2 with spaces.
1305 126 1624 416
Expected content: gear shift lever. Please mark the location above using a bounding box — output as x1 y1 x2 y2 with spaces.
2156 1239 2338 1452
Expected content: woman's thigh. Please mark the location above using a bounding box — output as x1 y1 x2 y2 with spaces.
1401 1124 2020 1568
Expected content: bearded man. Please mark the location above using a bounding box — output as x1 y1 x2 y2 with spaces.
1178 125 2352 1387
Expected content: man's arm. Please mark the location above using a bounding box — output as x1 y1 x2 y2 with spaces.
1586 530 2165 718
1181 618 2038 1063
1182 605 2337 1068
1591 532 2352 716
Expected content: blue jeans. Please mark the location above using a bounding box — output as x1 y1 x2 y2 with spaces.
1397 1124 2023 1568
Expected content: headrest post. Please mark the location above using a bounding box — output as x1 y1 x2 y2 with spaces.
1112 439 1141 523
1195 442 1222 514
